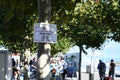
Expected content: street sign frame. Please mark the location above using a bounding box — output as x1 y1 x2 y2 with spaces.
33 23 57 43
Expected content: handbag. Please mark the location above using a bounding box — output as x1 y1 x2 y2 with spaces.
51 68 56 74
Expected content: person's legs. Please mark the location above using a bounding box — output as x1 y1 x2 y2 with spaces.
101 74 104 80
109 71 111 77
100 72 105 80
51 73 55 80
63 73 66 80
99 72 102 80
59 73 63 80
103 72 105 80
111 73 114 80
53 74 56 80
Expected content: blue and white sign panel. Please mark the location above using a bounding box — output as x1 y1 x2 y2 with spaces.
34 23 57 43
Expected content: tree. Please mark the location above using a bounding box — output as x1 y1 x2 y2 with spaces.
64 1 120 80
0 0 120 79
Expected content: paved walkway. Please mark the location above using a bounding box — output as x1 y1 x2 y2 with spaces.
28 72 120 80
65 72 120 80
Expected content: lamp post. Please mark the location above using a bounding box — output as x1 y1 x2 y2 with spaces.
89 48 95 80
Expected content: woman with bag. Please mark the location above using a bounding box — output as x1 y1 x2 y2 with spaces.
50 60 57 80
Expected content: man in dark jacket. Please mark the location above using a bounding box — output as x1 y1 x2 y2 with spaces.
97 60 106 80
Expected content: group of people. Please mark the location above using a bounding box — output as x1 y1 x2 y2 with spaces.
50 56 77 80
12 55 116 80
26 56 77 80
97 59 116 80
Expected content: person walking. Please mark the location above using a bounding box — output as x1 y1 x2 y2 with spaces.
109 59 116 80
97 60 106 80
70 55 77 78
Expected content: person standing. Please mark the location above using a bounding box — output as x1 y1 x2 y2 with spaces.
69 55 77 78
71 55 77 77
109 59 116 80
97 60 106 80
58 57 68 80
29 56 37 79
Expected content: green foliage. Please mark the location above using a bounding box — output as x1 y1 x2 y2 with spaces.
0 0 120 53
65 0 120 49
0 0 73 54
0 0 37 52
68 1 107 48
51 37 74 56
51 0 76 25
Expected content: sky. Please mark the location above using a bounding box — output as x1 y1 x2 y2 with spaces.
66 40 120 72
67 40 120 62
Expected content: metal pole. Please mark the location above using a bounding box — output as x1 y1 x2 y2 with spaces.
89 49 95 80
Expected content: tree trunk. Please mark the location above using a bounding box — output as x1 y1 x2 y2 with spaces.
37 44 51 80
36 0 51 80
78 46 82 80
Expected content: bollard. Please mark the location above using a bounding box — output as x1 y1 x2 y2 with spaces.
89 73 94 80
